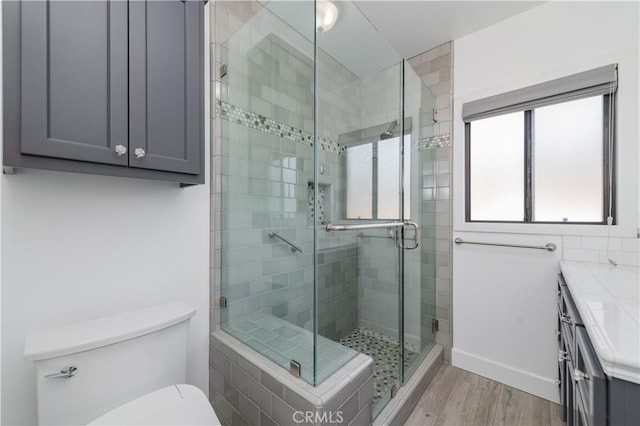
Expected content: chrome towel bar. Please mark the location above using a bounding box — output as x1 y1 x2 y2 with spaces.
357 232 394 240
327 221 419 250
269 232 303 253
326 222 405 231
454 237 557 252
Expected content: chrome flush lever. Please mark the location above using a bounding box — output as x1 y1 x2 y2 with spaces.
45 364 77 379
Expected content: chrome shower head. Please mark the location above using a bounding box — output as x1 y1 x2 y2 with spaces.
380 120 398 140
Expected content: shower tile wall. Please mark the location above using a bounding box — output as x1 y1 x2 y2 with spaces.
317 244 358 341
408 42 454 360
356 229 401 338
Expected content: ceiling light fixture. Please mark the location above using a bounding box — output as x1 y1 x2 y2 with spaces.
316 0 339 33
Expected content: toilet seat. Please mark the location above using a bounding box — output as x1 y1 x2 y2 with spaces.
88 385 221 425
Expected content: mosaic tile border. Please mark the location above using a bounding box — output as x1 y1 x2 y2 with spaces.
217 100 347 155
418 134 450 151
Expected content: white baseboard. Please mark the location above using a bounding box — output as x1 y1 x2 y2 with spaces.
452 348 560 404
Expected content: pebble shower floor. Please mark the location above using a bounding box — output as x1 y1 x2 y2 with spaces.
339 328 418 407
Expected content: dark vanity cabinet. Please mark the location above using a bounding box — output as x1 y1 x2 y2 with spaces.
557 274 640 426
3 0 204 185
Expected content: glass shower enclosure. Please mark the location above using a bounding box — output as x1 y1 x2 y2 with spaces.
217 0 437 417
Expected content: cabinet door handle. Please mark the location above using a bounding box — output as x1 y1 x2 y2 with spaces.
114 145 127 156
574 369 589 381
134 148 146 159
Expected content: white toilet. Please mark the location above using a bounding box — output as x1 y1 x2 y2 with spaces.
24 301 220 425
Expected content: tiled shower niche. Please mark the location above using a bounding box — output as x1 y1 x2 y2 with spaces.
308 182 331 226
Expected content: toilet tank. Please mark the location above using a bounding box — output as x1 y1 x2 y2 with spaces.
24 301 196 425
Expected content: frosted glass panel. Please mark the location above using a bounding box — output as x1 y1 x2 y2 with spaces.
403 136 410 219
347 143 373 218
377 136 410 219
533 96 603 222
377 138 400 219
470 112 524 221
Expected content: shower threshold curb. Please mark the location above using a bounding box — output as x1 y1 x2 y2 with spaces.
373 344 444 426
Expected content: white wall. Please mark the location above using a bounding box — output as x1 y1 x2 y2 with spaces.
453 232 562 402
452 1 639 402
0 7 211 425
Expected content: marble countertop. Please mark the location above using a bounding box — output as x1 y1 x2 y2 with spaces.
560 260 639 384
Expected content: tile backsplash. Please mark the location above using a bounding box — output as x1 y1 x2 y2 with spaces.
562 235 640 266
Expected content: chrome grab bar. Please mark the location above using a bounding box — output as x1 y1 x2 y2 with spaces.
269 232 303 253
454 237 557 252
326 221 419 250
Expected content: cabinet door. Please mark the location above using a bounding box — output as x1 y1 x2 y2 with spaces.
575 327 606 426
129 0 203 175
20 1 129 165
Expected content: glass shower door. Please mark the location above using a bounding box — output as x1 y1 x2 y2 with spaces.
403 60 438 379
314 2 409 412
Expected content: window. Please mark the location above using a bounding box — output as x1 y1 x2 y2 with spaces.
469 112 524 221
463 65 617 224
346 143 373 219
346 135 410 220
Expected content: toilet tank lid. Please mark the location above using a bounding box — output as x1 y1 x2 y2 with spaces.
24 301 196 361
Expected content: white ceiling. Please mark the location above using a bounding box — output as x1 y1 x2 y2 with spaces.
267 0 402 78
353 1 544 59
263 1 544 79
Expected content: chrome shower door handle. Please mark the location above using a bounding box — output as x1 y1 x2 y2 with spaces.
45 364 77 379
396 221 419 250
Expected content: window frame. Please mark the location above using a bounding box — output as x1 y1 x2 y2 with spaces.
464 94 616 225
345 134 411 221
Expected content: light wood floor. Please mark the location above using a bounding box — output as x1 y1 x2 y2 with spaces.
405 363 563 426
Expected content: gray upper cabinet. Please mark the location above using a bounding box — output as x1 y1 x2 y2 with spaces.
21 1 129 165
129 1 201 174
3 0 204 185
